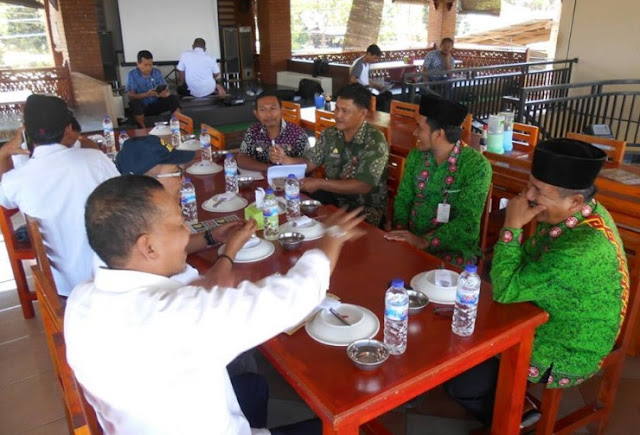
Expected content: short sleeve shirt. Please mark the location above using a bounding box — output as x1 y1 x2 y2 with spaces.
304 122 388 210
350 56 370 86
240 120 309 164
126 67 166 106
176 48 220 97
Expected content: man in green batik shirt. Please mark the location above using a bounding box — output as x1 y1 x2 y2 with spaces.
446 138 629 428
280 83 388 227
385 94 491 266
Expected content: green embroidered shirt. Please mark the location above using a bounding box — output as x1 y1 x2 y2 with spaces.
491 200 629 388
304 122 389 225
393 144 492 265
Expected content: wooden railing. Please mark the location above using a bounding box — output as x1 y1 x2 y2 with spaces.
0 63 75 107
291 46 528 69
503 79 640 146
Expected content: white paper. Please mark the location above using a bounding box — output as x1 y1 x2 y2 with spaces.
436 203 451 223
254 188 265 208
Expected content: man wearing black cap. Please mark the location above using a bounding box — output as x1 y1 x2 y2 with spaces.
445 139 629 427
0 94 119 296
385 94 491 266
115 135 242 256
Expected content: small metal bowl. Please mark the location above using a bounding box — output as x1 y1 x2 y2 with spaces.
407 289 430 314
347 339 389 372
277 232 305 250
237 176 254 189
300 199 321 215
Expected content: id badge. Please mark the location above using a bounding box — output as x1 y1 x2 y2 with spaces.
436 203 450 223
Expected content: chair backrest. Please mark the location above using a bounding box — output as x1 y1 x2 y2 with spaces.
176 113 193 135
390 100 419 120
477 184 494 277
566 132 627 164
386 153 406 225
0 207 27 257
315 109 335 139
512 122 539 153
25 214 59 296
487 152 532 171
200 123 225 151
52 332 103 434
281 101 301 126
370 95 376 113
460 113 473 145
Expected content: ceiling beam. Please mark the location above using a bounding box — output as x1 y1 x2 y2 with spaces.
0 0 44 9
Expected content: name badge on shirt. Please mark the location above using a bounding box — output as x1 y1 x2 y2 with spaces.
436 203 450 223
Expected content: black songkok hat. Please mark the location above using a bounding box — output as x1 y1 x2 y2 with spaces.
23 94 73 139
419 93 468 127
531 138 607 189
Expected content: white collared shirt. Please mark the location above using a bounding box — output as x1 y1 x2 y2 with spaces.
64 250 331 435
0 144 119 296
177 47 220 97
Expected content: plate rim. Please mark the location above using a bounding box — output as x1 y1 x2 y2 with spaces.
218 240 275 263
305 305 380 347
279 221 323 241
186 162 223 175
202 195 249 213
410 271 456 305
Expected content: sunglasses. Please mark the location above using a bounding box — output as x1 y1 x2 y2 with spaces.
154 166 184 179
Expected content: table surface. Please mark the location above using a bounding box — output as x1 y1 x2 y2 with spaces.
181 163 547 435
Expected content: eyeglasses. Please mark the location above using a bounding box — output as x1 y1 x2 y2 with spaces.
154 167 184 179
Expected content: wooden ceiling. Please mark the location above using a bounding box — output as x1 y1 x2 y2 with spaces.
456 19 553 46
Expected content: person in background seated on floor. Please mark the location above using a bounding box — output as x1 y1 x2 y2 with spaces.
115 135 242 260
65 174 365 434
126 50 181 128
445 139 628 428
237 90 309 172
280 83 389 227
385 94 491 267
0 94 119 296
176 38 227 98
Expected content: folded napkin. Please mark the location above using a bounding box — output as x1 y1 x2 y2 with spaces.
290 215 313 228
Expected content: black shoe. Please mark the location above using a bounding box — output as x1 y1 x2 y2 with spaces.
520 409 542 429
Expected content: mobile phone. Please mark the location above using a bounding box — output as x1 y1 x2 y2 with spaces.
155 84 167 93
22 129 33 154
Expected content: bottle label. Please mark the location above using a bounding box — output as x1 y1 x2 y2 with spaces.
181 192 196 205
455 287 479 305
225 167 237 177
285 191 300 201
263 205 278 218
385 305 408 322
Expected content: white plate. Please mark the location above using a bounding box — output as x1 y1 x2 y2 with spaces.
249 197 287 215
410 271 457 305
179 139 201 151
202 194 249 213
279 220 324 241
187 162 223 175
218 239 275 263
305 304 380 347
149 126 171 136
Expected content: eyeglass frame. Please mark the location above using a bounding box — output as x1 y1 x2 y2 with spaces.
153 166 184 179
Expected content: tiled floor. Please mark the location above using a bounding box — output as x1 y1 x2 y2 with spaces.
1 232 639 434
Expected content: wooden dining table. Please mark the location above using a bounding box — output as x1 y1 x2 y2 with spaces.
180 159 548 435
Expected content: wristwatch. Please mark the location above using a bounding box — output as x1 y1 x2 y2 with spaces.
203 229 217 247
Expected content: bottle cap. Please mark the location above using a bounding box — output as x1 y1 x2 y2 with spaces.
465 264 478 273
265 188 274 194
184 177 191 183
226 153 233 158
391 278 404 288
288 174 295 178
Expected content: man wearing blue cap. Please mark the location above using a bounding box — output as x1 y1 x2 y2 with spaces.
115 135 241 255
0 94 119 297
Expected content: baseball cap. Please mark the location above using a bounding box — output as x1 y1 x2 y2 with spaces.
115 135 195 175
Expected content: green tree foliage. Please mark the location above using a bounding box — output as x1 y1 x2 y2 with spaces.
0 4 50 67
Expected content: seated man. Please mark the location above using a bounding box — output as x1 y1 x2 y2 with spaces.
237 90 309 172
446 139 629 427
0 94 119 296
423 37 455 82
126 50 181 128
115 135 241 258
385 94 491 266
176 37 227 98
280 83 389 227
64 174 364 434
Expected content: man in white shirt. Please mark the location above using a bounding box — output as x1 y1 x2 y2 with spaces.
177 38 227 98
349 44 382 88
0 94 119 296
65 174 365 434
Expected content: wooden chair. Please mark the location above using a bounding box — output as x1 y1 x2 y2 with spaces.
315 109 335 139
200 123 225 151
176 112 193 135
461 113 473 145
566 132 626 164
370 95 376 113
390 100 419 120
531 244 640 435
386 153 406 227
512 123 539 154
52 332 102 434
281 101 302 126
0 206 36 318
476 183 493 278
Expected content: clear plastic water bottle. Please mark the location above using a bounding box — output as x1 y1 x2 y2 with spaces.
102 115 116 158
284 174 301 221
180 177 199 224
479 125 488 153
118 130 129 152
224 153 239 194
200 128 212 164
452 265 481 337
262 188 279 241
384 278 409 355
170 115 182 148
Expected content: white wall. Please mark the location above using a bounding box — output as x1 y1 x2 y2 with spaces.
556 0 640 83
118 0 220 63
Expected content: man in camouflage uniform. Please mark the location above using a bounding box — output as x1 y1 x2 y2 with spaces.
279 84 388 226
